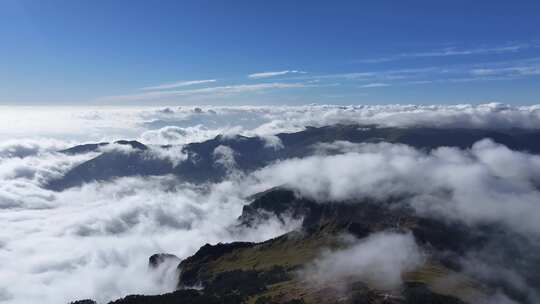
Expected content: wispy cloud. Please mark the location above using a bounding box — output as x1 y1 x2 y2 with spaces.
98 56 540 103
313 72 375 79
248 70 306 79
359 82 390 88
97 82 312 102
410 44 526 57
140 79 217 91
357 43 532 63
405 76 516 86
289 67 441 82
470 66 540 77
327 59 540 86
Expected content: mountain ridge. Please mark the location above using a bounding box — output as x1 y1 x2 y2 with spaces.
48 124 540 191
98 186 538 304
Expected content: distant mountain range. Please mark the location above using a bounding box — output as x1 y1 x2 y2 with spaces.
48 124 540 190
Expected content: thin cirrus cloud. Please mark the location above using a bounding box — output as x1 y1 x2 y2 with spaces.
359 82 391 88
97 82 311 102
248 70 306 79
139 79 217 91
357 43 532 64
470 66 540 77
94 55 540 103
292 67 441 83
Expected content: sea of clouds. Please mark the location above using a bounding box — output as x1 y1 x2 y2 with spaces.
255 140 540 303
2 103 540 143
1 104 540 303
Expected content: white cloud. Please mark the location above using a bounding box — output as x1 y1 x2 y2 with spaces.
357 43 531 63
408 44 526 57
140 79 217 91
360 82 390 88
140 126 189 145
301 232 423 290
3 104 540 144
0 138 298 303
140 125 244 146
470 66 540 77
0 138 70 158
2 107 540 303
0 168 297 304
252 139 540 238
96 82 310 102
213 145 237 172
248 70 306 79
260 134 284 150
146 145 188 167
306 61 540 85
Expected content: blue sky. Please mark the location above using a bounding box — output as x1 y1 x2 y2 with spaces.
1 0 540 105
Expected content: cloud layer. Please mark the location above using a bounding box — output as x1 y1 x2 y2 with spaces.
301 232 423 290
253 139 540 237
0 140 299 304
1 106 540 303
2 103 540 143
248 139 540 302
248 70 306 79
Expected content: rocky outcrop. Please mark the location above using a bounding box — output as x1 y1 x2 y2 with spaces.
60 140 147 155
178 242 254 287
69 300 97 304
148 253 180 269
108 289 242 304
